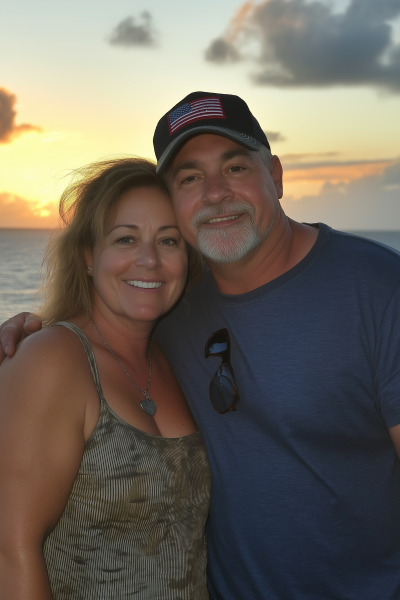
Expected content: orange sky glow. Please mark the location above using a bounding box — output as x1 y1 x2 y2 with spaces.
1 0 400 230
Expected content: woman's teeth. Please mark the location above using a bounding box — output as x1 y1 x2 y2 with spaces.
206 215 240 224
126 281 163 289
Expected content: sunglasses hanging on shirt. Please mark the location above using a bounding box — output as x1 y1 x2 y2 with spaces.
205 328 240 414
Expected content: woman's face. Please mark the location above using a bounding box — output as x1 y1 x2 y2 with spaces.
88 187 188 325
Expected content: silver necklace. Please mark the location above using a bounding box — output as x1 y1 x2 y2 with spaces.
92 319 157 416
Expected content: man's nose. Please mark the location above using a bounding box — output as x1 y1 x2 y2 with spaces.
135 242 161 270
202 174 233 205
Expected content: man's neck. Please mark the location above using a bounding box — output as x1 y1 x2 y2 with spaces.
206 209 319 295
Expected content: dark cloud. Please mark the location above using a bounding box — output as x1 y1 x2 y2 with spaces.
281 160 400 229
205 0 400 92
264 130 286 143
205 39 240 63
109 12 157 47
0 88 42 144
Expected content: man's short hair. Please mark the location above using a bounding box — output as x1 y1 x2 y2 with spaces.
260 144 273 169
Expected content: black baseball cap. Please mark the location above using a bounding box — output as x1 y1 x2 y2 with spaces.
153 91 270 174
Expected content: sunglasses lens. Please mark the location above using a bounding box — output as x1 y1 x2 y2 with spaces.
210 365 236 413
208 341 228 354
206 329 229 356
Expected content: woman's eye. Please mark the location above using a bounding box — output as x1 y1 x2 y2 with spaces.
116 236 135 244
160 238 177 246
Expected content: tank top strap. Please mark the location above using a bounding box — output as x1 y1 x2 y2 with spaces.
50 321 104 399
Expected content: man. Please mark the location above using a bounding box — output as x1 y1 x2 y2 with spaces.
2 91 400 599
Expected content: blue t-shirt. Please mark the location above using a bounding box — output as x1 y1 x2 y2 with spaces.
154 224 400 599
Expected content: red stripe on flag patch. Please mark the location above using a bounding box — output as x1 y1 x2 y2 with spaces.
168 97 225 135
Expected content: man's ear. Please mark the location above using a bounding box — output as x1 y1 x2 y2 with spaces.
270 156 283 200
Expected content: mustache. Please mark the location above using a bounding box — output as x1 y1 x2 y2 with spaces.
191 201 254 227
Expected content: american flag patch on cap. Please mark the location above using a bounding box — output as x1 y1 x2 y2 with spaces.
168 97 225 134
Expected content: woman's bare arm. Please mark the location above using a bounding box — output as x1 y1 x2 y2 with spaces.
0 328 88 599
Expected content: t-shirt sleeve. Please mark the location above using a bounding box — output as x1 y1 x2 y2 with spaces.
375 282 400 427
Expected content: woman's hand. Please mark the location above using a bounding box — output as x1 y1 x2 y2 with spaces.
0 313 42 363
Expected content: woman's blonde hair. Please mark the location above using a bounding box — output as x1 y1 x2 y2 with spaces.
38 157 204 325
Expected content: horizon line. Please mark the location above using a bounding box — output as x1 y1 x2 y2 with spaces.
1 227 400 233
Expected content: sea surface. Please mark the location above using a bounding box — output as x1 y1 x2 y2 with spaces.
1 228 400 323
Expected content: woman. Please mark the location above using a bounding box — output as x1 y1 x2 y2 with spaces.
0 158 210 599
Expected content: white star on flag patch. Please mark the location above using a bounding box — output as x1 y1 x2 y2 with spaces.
168 97 225 134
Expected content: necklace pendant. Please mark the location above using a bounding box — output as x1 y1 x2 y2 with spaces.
140 394 157 416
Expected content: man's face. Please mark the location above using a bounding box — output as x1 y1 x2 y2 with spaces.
166 134 283 264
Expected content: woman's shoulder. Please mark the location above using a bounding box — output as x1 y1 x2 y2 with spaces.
1 323 89 387
0 322 98 436
21 322 83 357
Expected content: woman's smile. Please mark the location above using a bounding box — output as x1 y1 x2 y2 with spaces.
125 279 164 290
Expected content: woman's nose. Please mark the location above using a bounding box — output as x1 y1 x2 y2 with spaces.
135 242 161 270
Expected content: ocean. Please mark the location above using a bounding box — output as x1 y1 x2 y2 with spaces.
1 228 400 323
0 229 52 323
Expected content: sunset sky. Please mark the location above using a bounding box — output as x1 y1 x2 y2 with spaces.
1 0 400 229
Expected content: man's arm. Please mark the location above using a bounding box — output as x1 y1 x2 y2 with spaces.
0 313 42 363
0 329 86 599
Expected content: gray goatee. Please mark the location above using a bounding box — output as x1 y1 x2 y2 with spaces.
191 201 275 264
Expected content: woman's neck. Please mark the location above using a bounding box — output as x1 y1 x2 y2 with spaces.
74 303 154 363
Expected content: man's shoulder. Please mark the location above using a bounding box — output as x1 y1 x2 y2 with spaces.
322 226 400 282
330 228 400 258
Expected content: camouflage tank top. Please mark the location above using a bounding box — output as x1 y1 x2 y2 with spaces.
43 322 210 599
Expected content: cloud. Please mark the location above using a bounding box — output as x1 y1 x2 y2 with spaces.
281 155 391 172
205 39 240 63
280 151 340 163
109 12 158 47
0 193 59 228
205 0 400 92
0 88 42 144
264 130 286 143
281 159 400 229
280 155 394 199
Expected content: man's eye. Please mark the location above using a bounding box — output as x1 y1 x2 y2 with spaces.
182 175 196 184
229 165 244 173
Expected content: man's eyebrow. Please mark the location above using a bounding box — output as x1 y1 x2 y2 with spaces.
171 160 203 181
171 148 256 180
220 148 256 162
